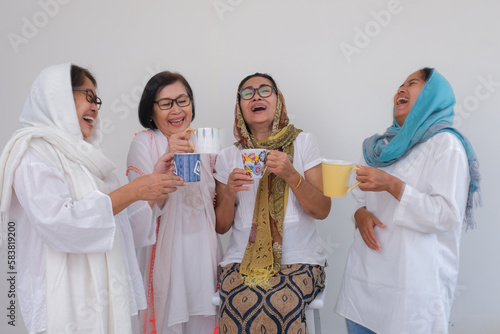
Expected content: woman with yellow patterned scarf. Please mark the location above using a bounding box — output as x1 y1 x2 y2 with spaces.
214 73 331 333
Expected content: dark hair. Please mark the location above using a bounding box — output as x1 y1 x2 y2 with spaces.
71 65 97 88
420 67 433 82
237 72 278 105
138 71 195 129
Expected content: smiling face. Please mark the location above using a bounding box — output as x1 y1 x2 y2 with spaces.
239 76 278 140
151 81 193 138
394 70 427 126
73 76 99 140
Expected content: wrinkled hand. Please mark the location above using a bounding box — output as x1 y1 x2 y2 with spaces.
132 173 185 201
153 152 175 175
356 165 393 192
355 207 386 251
356 165 405 200
265 150 295 180
167 130 194 153
227 168 253 197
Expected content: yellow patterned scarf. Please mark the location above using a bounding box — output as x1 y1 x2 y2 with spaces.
234 91 302 288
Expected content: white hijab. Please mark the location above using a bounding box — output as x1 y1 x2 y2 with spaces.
0 63 132 333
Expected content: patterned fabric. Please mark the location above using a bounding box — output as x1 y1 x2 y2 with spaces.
233 90 302 288
218 263 325 334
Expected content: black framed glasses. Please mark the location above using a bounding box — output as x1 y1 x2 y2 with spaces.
154 95 192 110
73 89 102 109
238 84 276 100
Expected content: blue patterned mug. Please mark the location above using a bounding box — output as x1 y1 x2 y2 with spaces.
174 153 201 182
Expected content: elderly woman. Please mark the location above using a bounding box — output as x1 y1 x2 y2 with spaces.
0 63 183 334
126 71 221 334
214 73 331 333
335 68 481 334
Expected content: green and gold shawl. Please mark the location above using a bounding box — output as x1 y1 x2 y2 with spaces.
233 90 302 288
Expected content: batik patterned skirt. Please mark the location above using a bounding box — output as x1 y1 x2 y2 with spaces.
218 263 325 334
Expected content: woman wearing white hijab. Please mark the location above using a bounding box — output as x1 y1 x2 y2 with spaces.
0 63 184 334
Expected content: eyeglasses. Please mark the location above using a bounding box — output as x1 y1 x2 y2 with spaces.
238 84 276 100
154 95 192 110
73 89 102 109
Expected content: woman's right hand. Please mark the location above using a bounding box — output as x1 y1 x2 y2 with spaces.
215 169 253 234
354 207 386 252
153 152 175 175
131 173 185 202
167 130 194 153
227 168 254 197
109 173 185 215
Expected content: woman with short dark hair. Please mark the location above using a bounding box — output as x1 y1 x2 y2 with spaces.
127 71 220 334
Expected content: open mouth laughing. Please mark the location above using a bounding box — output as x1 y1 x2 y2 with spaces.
251 103 267 112
169 116 185 126
396 97 409 105
83 115 95 125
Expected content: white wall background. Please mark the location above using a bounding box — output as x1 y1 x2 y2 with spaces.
1 0 499 333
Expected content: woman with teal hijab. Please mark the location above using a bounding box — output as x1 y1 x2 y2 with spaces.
335 68 481 334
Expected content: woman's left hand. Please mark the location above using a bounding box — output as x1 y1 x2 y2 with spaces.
356 165 405 200
153 152 175 175
265 150 295 181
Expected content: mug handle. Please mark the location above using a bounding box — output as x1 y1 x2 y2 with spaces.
347 166 360 192
185 128 196 151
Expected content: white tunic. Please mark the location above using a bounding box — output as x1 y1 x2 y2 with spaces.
213 132 327 267
126 130 221 333
335 132 470 334
11 147 155 334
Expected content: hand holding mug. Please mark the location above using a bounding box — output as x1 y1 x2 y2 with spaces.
227 168 253 196
153 152 175 175
265 150 295 180
356 165 405 200
168 129 194 153
131 173 185 201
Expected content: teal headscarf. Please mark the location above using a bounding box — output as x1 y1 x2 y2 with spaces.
363 69 481 230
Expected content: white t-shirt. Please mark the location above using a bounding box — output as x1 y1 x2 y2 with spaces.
214 132 327 267
335 132 470 334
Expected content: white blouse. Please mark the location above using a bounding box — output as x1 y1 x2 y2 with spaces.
10 147 155 334
126 129 220 331
214 132 327 267
335 132 470 334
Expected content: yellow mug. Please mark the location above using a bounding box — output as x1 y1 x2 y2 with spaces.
322 159 360 197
